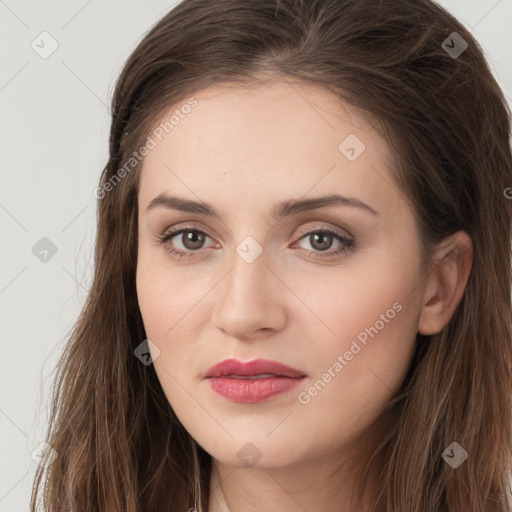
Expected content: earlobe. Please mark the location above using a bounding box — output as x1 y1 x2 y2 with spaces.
417 231 473 335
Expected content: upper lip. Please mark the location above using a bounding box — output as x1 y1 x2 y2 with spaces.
203 358 307 378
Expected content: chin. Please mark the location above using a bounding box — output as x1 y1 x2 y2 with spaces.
194 432 307 469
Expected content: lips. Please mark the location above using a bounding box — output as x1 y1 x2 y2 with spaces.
203 358 307 403
203 358 306 379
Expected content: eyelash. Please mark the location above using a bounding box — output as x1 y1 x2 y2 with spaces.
157 224 356 260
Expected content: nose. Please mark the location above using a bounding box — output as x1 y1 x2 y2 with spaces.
211 247 287 341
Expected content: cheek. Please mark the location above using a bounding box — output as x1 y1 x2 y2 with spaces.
296 311 417 454
295 252 421 435
301 244 420 353
136 263 170 339
135 250 215 403
135 259 202 408
135 244 204 339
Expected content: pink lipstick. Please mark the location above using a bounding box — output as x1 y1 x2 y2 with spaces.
203 358 307 403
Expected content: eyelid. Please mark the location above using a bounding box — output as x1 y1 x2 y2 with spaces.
158 222 217 249
294 223 354 242
159 222 215 241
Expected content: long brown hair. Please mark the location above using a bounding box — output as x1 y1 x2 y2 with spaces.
31 0 512 510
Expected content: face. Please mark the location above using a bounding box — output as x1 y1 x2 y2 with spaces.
136 80 426 469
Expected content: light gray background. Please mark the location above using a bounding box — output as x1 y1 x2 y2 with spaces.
1 1 511 510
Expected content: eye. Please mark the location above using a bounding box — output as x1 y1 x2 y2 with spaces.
158 225 356 260
158 227 214 259
294 227 355 258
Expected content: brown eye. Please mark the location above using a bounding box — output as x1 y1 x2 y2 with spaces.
296 228 355 258
308 232 334 251
158 227 215 260
180 230 207 250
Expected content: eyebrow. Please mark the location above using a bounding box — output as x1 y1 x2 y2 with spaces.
146 193 379 220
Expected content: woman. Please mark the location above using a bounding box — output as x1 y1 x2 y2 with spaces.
31 0 512 511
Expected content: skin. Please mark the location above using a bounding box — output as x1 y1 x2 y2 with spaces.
136 79 473 512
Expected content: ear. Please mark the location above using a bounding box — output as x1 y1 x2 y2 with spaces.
417 231 473 335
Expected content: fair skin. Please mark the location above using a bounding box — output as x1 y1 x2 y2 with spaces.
136 79 472 512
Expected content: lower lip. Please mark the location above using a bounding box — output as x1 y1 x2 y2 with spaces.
206 376 306 403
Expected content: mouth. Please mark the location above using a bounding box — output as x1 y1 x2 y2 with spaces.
203 357 306 379
220 373 283 380
203 358 307 403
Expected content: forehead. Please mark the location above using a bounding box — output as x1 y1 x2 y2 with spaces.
145 79 379 152
138 80 397 217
